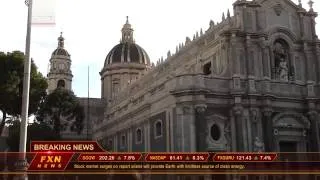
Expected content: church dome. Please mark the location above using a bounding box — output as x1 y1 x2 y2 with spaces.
104 43 150 66
52 48 70 56
51 32 70 57
103 16 150 67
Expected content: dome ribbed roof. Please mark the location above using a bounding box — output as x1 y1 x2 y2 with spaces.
103 16 150 67
104 42 150 66
52 48 70 56
51 32 70 57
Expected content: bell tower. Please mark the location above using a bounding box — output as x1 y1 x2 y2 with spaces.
47 32 73 94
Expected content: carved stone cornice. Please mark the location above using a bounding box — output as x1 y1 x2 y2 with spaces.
307 110 318 121
232 105 243 117
195 104 207 114
182 106 193 115
262 107 273 117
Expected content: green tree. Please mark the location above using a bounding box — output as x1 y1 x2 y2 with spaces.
0 51 48 135
36 88 85 138
6 120 59 152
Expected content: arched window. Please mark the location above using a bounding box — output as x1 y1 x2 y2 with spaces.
272 39 293 81
120 134 126 147
210 124 221 141
57 79 65 88
136 128 142 144
154 120 163 139
112 79 120 98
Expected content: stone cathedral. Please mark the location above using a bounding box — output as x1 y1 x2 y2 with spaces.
46 0 320 179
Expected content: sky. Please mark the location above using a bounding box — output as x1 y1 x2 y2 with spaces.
0 0 319 99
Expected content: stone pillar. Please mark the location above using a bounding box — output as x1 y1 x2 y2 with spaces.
261 38 271 78
13 159 29 180
232 105 244 151
250 108 262 140
195 104 207 152
230 33 240 76
144 123 148 152
176 105 197 152
316 46 320 84
128 128 132 151
307 110 320 152
262 108 274 152
298 12 305 38
114 135 118 151
246 35 255 76
304 43 316 82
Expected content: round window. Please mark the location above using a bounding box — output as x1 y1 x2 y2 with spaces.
210 124 221 141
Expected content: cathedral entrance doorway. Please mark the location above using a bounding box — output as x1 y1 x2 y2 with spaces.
271 112 310 180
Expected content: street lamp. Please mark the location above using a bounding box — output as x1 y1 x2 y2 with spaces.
14 0 33 180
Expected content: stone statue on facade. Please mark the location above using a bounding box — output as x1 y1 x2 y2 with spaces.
279 58 288 81
253 137 265 152
274 42 289 81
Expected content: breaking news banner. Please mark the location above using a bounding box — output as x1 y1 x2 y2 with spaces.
31 0 56 26
1 141 320 174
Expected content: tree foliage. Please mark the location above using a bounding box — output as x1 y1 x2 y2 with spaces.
36 88 85 138
0 51 48 135
6 121 59 152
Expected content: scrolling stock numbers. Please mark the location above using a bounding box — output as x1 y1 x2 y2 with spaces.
79 153 276 162
80 154 137 161
168 155 205 161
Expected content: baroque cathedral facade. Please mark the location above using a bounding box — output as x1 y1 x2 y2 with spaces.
46 0 320 179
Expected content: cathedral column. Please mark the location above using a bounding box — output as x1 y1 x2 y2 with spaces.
262 107 274 152
232 105 244 151
230 33 241 76
246 35 257 94
195 104 207 152
316 46 320 84
304 43 316 94
261 37 271 79
106 75 112 102
250 108 263 140
175 103 200 152
246 35 255 77
307 100 320 152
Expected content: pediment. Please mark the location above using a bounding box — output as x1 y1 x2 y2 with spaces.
256 0 304 34
258 0 302 12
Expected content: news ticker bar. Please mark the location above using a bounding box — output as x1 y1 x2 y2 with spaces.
1 152 320 173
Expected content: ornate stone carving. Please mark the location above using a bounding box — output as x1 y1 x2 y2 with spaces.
212 51 226 75
253 137 265 152
303 129 307 137
183 106 192 114
250 109 258 123
272 112 311 129
307 111 318 121
262 108 273 117
233 105 243 116
195 104 207 114
273 3 283 16
279 58 289 81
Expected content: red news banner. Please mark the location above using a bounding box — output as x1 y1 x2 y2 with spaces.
18 141 320 173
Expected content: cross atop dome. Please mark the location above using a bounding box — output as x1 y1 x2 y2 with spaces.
58 32 65 48
121 16 134 43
